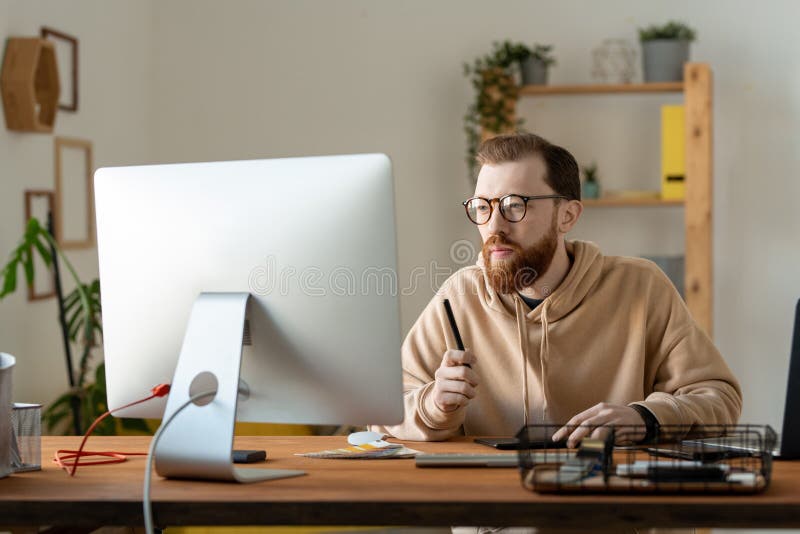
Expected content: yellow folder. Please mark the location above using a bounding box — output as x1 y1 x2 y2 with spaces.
661 105 685 200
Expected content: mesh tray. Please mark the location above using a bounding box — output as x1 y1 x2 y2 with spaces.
516 424 775 494
11 403 42 473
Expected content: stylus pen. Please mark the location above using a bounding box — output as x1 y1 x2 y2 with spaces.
443 298 471 368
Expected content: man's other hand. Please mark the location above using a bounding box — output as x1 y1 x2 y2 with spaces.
551 403 646 447
431 349 479 413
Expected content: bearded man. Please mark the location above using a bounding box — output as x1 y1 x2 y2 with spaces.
372 132 741 446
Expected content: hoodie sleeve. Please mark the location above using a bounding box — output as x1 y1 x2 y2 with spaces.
369 292 467 441
630 267 743 430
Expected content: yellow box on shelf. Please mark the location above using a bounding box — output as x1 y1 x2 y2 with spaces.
661 105 686 200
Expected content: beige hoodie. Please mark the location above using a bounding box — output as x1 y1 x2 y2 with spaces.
373 240 742 441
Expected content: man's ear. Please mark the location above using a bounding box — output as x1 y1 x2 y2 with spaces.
558 200 583 233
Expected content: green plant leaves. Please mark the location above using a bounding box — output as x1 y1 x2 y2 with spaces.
1 259 17 298
64 279 102 345
582 162 599 182
463 41 554 181
639 21 697 42
42 391 76 432
119 417 153 434
0 218 53 299
530 44 556 66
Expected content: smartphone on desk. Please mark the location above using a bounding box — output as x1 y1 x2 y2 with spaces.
646 443 753 462
474 437 568 450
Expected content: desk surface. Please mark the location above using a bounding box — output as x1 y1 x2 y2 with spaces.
3 436 800 528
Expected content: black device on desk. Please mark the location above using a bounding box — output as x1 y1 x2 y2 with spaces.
475 437 568 450
477 424 569 450
232 449 266 463
769 297 800 459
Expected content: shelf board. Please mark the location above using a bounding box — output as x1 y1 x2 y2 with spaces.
519 82 684 96
582 197 684 207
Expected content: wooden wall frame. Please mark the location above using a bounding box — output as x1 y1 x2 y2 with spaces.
40 26 78 112
54 137 94 249
0 38 60 132
24 190 57 301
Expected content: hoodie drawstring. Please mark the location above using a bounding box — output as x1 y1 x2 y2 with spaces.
539 300 551 422
514 296 552 429
514 296 530 429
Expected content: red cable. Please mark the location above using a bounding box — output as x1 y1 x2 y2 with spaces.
53 383 171 476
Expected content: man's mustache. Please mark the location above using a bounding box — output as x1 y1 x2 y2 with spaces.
484 234 523 254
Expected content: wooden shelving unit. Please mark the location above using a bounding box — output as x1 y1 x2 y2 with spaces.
514 64 714 336
582 197 684 207
519 81 683 96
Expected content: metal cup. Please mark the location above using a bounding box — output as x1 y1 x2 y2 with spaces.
0 353 16 479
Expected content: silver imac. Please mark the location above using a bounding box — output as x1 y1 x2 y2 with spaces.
95 154 403 482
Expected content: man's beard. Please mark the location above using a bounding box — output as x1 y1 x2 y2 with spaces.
481 216 559 294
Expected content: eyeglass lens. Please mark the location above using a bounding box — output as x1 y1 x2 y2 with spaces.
465 195 527 224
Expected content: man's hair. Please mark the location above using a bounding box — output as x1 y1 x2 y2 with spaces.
476 132 581 201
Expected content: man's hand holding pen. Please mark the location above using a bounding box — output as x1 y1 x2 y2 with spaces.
434 298 478 413
431 349 479 413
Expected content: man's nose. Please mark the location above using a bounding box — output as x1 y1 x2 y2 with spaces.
485 203 509 234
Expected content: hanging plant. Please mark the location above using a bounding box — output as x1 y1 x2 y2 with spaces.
463 41 552 181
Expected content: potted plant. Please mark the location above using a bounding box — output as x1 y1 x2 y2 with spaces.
0 217 148 435
581 163 600 199
638 21 696 82
520 44 556 85
463 41 529 181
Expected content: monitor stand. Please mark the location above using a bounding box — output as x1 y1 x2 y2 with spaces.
154 292 306 483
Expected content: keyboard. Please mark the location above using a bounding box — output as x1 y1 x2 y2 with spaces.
415 451 573 468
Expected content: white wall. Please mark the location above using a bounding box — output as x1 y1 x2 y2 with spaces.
150 0 480 333
0 0 156 406
3 0 800 439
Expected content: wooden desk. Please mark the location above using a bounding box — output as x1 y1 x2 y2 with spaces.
3 436 800 529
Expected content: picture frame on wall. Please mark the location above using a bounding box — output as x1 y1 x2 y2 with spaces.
54 137 94 249
24 190 57 301
40 26 78 112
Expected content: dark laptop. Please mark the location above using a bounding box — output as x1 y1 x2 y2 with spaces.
686 298 800 459
775 298 800 458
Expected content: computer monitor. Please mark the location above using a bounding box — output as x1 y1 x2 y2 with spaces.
95 154 403 482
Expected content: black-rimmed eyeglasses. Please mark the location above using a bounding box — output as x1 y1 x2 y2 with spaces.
462 194 567 225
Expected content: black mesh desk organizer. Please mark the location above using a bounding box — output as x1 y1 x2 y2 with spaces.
516 424 776 494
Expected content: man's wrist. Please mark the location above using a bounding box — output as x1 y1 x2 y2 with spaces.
420 383 463 430
630 404 660 443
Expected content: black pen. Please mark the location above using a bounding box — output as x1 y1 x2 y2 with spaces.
443 298 471 368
